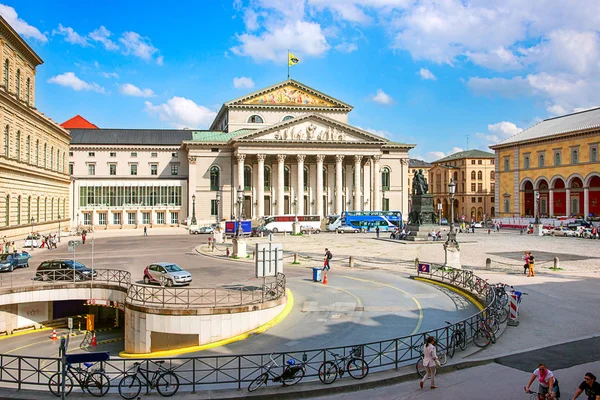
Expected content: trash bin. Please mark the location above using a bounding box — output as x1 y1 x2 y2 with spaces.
312 267 323 282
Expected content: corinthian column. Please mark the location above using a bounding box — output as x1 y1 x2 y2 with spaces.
257 154 265 218
297 155 305 215
354 155 363 211
335 155 344 215
277 154 286 215
316 155 325 217
372 155 381 210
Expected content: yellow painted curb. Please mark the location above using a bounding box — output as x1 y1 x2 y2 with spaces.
0 326 53 341
414 277 484 311
119 288 294 358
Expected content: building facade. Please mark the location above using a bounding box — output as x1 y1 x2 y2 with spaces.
428 150 496 222
0 16 71 241
490 108 600 219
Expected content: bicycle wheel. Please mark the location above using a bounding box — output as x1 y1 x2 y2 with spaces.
437 350 447 366
48 372 73 397
416 357 426 377
347 358 369 379
473 329 490 348
118 374 142 399
490 328 497 344
489 317 500 334
497 307 509 324
282 367 305 386
458 330 467 351
86 371 110 397
447 336 456 358
318 361 338 384
156 371 179 397
248 373 268 392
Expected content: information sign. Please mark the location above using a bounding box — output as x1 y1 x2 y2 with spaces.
255 243 283 278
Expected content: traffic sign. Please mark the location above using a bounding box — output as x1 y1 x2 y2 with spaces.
67 240 81 252
65 352 110 364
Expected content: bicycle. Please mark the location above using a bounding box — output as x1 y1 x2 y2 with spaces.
118 360 179 399
416 343 447 377
318 346 369 384
445 321 467 358
48 362 110 397
248 354 306 392
473 317 496 348
525 386 560 399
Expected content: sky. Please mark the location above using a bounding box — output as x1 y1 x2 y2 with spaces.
3 0 600 161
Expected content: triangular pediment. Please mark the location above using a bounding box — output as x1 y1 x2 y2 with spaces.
233 114 388 144
226 80 352 110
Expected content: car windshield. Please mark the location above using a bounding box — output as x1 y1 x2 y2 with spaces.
0 254 9 261
164 264 182 272
65 261 88 269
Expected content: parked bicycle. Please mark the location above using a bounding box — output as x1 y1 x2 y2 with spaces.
248 354 306 392
118 360 179 399
48 362 110 397
473 317 496 348
445 321 467 358
318 346 369 384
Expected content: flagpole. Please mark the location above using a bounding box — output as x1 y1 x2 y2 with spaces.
287 49 290 79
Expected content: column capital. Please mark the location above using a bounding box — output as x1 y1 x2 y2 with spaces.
335 155 345 163
315 154 326 163
372 155 381 162
188 156 197 165
256 154 266 162
235 153 246 163
277 154 286 163
401 158 410 165
296 154 306 162
354 155 363 164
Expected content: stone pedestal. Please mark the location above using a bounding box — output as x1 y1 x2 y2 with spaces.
405 224 449 241
232 238 247 258
443 242 462 269
212 231 224 244
292 222 301 235
533 223 544 237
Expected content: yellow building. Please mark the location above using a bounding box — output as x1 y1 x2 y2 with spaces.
428 150 496 222
0 16 71 242
490 107 600 219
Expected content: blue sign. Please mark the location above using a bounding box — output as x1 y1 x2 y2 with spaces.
418 263 430 273
65 352 110 364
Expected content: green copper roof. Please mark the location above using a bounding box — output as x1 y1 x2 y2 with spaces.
434 149 495 163
191 129 256 142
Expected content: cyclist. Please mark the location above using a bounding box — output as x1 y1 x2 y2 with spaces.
571 372 600 400
526 363 559 399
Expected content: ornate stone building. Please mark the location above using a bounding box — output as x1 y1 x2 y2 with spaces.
0 16 71 241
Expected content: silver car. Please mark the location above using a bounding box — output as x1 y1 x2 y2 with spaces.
143 262 192 286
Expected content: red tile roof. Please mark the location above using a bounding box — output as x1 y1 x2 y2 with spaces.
60 115 99 129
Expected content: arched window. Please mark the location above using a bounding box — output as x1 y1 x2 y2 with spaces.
477 171 482 180
264 166 271 190
26 77 30 105
44 143 47 168
35 139 39 165
304 166 309 189
571 149 578 164
243 166 252 189
538 153 545 167
3 125 8 157
15 69 20 98
471 171 476 180
453 171 458 181
282 115 294 121
17 196 21 225
26 135 30 163
382 167 391 190
284 166 290 190
3 59 8 88
247 115 263 123
490 171 495 180
15 130 20 160
209 166 220 191
4 195 9 226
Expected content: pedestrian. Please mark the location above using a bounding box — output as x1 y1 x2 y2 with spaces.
523 252 530 276
419 336 439 389
324 248 332 271
592 226 598 240
144 226 148 237
571 372 600 400
375 226 380 238
52 235 57 249
82 231 86 244
12 242 17 255
525 363 559 400
529 252 535 277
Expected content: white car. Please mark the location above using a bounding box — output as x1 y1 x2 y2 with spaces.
189 226 214 234
472 222 483 228
551 227 576 237
24 237 40 248
336 225 359 233
541 227 552 236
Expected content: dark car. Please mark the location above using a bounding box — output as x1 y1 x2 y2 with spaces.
251 226 273 237
0 252 31 272
567 219 593 229
35 260 98 281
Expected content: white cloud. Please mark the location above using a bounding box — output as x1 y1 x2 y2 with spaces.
419 68 436 80
89 26 119 51
475 121 523 145
119 31 161 63
466 47 523 71
52 24 89 46
145 97 217 129
243 9 260 31
47 72 105 93
424 147 465 162
119 83 154 97
335 42 358 53
0 4 47 42
233 76 255 89
156 55 164 66
371 88 393 105
102 72 119 79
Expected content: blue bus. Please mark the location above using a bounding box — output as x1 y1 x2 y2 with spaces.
327 211 402 232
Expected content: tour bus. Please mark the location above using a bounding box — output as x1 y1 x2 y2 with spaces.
327 210 402 232
262 215 321 233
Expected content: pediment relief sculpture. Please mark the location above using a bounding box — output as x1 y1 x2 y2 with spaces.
242 85 335 107
271 123 352 142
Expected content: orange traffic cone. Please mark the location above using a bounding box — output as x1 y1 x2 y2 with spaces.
91 332 97 347
51 328 58 340
322 272 328 285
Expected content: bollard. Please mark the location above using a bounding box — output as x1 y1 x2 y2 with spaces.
294 253 299 263
486 258 491 269
415 257 419 272
349 256 354 268
553 257 559 269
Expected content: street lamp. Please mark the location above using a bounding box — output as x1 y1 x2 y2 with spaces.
534 192 540 224
293 194 298 221
30 217 35 252
236 186 244 237
446 180 457 244
191 194 197 226
215 190 221 226
58 215 61 243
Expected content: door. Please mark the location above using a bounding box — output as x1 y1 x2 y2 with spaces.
284 195 290 214
243 196 252 218
264 197 271 216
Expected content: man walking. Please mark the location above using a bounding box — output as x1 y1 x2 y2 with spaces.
375 226 380 238
144 226 148 236
324 248 332 271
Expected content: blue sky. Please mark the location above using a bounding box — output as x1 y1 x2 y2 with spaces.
3 1 600 161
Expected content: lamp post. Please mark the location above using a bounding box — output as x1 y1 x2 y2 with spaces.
236 186 243 238
534 192 540 224
30 217 35 252
191 194 197 226
437 203 442 225
447 180 456 243
215 190 221 226
443 179 461 269
293 194 298 223
58 215 61 243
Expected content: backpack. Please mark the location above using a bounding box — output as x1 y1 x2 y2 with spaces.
326 251 332 260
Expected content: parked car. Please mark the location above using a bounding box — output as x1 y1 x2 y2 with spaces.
189 226 214 234
251 226 272 237
541 227 553 236
143 262 192 287
472 222 483 228
567 219 593 229
335 225 359 234
24 235 40 248
440 218 448 225
551 227 576 237
0 252 31 272
35 260 97 281
300 225 321 234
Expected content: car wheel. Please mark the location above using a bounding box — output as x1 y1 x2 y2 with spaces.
166 279 174 287
25 263 29 268
9 264 13 272
272 228 278 233
315 229 321 234
143 275 150 285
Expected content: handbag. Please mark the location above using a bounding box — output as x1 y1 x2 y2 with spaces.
435 359 441 368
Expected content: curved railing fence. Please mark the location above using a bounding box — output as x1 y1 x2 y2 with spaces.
0 263 500 394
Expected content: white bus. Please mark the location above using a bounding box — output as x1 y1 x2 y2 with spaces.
263 215 321 233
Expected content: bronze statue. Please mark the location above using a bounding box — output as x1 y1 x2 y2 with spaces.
412 169 429 196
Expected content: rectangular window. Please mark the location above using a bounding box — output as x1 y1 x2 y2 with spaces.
491 197 495 203
478 197 482 203
462 171 465 181
471 160 475 165
170 163 179 175
478 160 482 164
98 213 107 225
504 157 510 171
110 152 116 157
69 151 73 157
130 164 137 175
211 148 219 152
142 212 150 225
171 152 178 158
471 197 476 203
382 198 390 211
538 153 545 167
109 164 116 175
504 199 510 213
157 212 165 224
571 149 579 164
491 183 495 192
471 183 476 192
83 213 91 225
112 212 121 225
151 152 157 158
170 212 178 224
128 212 136 225
523 155 530 169
211 200 218 216
150 164 158 175
478 183 483 192
131 152 137 157
88 152 95 157
69 163 74 175
88 164 95 175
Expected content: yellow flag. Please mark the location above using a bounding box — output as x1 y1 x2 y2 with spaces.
288 52 300 67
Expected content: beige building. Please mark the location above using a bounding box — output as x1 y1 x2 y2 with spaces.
428 150 496 222
0 16 71 241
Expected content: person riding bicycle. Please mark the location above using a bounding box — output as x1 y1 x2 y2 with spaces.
526 363 560 399
572 372 600 400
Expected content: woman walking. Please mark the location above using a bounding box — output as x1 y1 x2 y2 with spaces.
420 336 439 389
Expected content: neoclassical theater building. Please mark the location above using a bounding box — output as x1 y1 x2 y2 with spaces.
68 80 414 229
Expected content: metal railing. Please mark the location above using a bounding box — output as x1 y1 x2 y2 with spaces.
0 268 131 290
0 263 499 393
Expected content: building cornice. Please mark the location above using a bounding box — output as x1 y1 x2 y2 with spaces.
0 160 71 183
490 127 600 150
69 145 182 151
0 18 43 66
